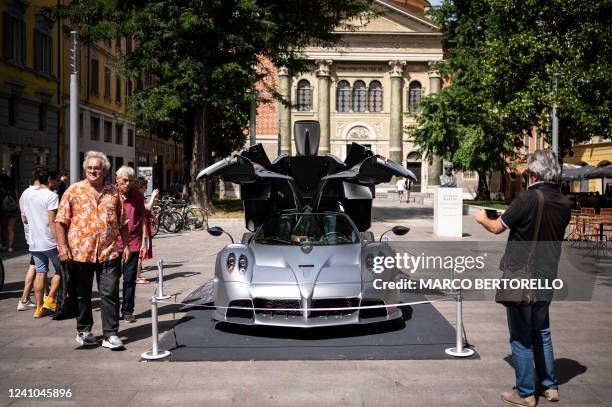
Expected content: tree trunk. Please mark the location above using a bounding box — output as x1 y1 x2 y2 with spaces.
476 169 490 201
189 105 214 211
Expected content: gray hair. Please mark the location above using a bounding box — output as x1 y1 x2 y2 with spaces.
116 165 135 179
528 149 561 183
82 151 111 173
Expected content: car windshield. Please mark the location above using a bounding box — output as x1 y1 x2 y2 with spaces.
253 213 360 246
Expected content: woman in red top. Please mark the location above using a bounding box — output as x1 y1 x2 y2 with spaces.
135 177 158 284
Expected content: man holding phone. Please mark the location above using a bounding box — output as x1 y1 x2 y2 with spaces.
474 149 571 407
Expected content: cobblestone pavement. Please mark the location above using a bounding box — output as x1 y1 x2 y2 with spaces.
0 200 610 406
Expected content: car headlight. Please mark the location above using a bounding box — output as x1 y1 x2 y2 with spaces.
226 253 236 273
238 254 248 274
366 254 375 274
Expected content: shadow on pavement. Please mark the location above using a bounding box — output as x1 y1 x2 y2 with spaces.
120 319 183 345
373 207 433 222
503 356 587 385
135 303 184 319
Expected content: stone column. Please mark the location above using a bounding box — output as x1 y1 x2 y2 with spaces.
278 67 292 155
316 59 333 155
389 60 406 165
427 68 443 186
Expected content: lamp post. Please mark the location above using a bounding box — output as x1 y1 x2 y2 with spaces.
69 31 80 184
552 73 560 155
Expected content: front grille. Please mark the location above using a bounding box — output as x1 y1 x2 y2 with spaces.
359 299 388 319
254 298 302 317
310 298 359 318
226 300 254 319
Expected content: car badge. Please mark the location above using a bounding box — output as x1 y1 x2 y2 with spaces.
301 244 313 254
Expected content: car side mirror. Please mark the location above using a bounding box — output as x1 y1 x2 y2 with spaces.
207 226 234 243
380 225 410 241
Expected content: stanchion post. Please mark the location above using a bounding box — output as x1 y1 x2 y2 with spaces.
445 289 474 357
141 296 171 360
156 259 170 300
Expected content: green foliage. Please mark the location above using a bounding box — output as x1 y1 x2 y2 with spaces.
485 0 612 150
55 0 375 157
409 0 611 198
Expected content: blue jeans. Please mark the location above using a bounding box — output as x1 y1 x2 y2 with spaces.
506 302 558 397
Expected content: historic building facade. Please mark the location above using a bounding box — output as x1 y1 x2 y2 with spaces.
1 0 60 193
254 0 479 196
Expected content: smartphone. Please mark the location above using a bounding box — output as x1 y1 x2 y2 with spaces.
485 209 499 219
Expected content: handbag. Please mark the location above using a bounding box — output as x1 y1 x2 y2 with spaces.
53 261 79 320
495 189 544 306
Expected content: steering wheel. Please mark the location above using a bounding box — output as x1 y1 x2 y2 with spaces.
320 231 347 242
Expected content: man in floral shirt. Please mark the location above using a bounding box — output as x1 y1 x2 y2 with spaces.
56 151 128 349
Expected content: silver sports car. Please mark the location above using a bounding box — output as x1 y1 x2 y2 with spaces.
198 120 415 328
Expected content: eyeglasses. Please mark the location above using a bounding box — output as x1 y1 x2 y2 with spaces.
86 166 103 173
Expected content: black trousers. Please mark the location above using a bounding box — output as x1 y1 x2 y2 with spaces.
120 252 139 315
71 258 121 337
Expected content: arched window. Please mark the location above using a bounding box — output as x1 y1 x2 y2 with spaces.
408 81 422 113
352 80 367 112
336 80 351 112
296 79 312 111
368 80 383 113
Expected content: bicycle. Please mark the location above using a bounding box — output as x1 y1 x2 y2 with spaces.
173 199 208 231
151 196 182 236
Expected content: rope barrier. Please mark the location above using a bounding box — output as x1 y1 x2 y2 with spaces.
155 297 453 312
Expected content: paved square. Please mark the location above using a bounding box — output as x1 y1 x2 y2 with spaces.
0 200 610 406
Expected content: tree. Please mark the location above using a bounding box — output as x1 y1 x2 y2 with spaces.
408 0 515 199
485 0 612 153
409 0 611 199
56 0 375 208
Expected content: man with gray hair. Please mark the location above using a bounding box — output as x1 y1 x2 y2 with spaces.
474 149 572 406
56 151 129 349
115 166 147 323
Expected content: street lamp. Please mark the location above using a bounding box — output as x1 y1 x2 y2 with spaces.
70 31 80 185
552 73 561 155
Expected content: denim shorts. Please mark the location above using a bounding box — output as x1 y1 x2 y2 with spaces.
31 248 63 275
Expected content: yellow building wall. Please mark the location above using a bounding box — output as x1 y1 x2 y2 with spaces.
0 0 59 101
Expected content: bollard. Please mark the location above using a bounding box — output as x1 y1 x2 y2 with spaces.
156 259 171 300
141 296 171 360
445 291 474 357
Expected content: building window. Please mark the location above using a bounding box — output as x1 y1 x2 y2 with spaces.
38 103 47 131
90 55 99 94
34 28 53 75
336 80 351 112
128 161 134 168
408 81 422 113
524 134 531 154
352 80 367 113
104 66 111 99
368 80 383 113
104 121 112 142
8 96 17 126
296 79 312 111
115 124 123 144
115 77 121 102
80 152 85 179
116 156 124 169
3 12 26 65
127 129 134 147
79 112 83 137
463 171 477 180
90 117 100 140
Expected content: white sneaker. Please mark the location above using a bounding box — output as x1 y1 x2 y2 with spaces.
102 335 124 349
75 331 98 347
17 300 36 311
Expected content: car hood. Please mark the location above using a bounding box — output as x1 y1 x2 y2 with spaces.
248 243 362 297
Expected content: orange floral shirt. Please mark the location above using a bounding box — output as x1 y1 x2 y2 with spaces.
56 180 124 263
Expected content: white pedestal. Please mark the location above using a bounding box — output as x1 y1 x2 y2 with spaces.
434 187 463 238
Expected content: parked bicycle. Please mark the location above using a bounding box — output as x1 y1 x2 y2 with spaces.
174 199 208 231
151 196 182 236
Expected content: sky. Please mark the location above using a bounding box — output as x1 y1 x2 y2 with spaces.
429 0 444 5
